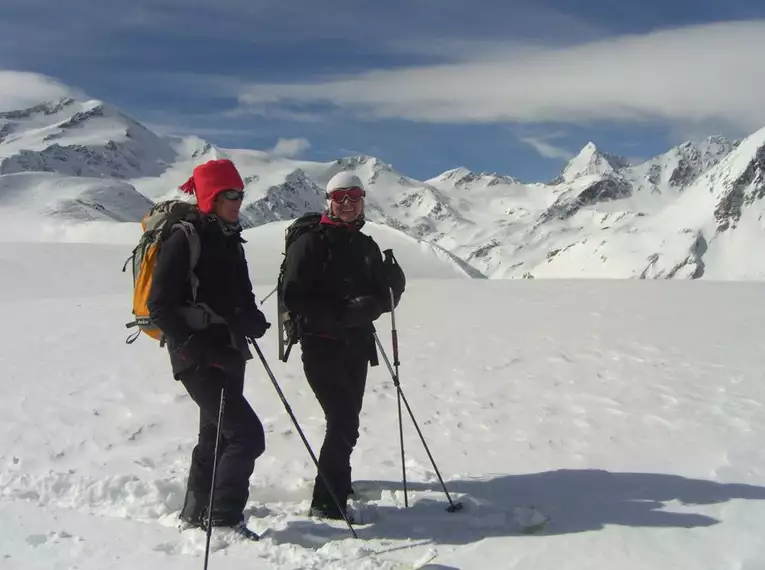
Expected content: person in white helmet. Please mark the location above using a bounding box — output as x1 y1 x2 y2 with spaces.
279 171 406 521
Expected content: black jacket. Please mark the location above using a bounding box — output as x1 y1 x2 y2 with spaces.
280 220 406 341
148 216 264 379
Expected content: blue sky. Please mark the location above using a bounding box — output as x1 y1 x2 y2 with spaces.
2 1 765 182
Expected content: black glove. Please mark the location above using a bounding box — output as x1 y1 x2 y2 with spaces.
377 250 405 311
382 249 406 301
228 306 271 339
340 295 383 326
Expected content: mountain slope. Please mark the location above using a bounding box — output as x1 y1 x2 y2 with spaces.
0 98 177 178
1 95 764 280
0 172 152 223
240 219 485 281
625 136 738 198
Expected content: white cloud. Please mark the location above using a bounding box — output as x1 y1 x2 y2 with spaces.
0 70 83 111
223 105 325 123
237 21 765 131
270 137 311 157
518 135 572 160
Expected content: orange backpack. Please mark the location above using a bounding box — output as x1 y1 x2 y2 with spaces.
123 200 202 344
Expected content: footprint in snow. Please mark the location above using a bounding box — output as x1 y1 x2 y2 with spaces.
25 531 79 547
25 534 48 547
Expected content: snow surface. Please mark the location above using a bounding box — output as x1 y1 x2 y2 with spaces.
3 224 765 569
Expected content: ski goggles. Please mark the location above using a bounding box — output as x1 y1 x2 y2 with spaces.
326 187 365 203
220 189 245 201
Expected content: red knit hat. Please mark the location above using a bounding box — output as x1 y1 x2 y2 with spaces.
179 159 245 214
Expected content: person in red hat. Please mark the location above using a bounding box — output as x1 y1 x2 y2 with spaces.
148 158 270 540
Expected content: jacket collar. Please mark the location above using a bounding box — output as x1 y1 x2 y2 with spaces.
320 211 366 231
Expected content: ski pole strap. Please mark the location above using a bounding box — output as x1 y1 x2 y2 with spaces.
368 333 379 367
283 340 295 362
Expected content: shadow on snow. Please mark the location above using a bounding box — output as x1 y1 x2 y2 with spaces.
264 468 765 549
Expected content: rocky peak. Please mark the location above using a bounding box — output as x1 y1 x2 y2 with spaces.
559 142 630 183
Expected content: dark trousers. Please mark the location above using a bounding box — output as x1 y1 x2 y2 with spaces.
178 366 265 526
301 334 370 512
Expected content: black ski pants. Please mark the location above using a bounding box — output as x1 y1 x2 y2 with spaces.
178 365 265 526
301 334 370 511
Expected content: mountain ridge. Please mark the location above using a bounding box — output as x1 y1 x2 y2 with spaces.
2 96 765 280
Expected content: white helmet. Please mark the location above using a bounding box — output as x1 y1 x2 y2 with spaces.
326 172 365 192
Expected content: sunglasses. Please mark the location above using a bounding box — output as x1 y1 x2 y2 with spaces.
327 187 365 203
220 189 245 201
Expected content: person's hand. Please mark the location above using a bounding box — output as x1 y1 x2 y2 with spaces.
229 307 271 339
341 295 383 326
382 249 405 300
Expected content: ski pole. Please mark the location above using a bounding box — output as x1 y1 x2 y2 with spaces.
373 332 407 507
248 339 358 538
380 252 408 506
375 299 463 513
260 285 278 305
203 386 226 570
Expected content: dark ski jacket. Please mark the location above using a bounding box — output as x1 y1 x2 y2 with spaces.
148 215 265 379
280 214 406 348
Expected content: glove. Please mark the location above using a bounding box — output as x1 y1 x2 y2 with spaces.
340 295 383 326
228 306 271 339
381 249 405 310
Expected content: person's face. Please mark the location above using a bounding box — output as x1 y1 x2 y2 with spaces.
214 189 244 223
328 186 365 222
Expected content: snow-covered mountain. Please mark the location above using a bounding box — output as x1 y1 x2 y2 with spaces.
0 98 177 178
625 136 738 197
240 169 327 227
0 172 153 223
2 95 765 280
0 98 176 224
556 142 631 184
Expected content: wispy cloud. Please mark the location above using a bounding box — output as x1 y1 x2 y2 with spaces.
0 70 85 112
517 134 573 160
223 105 326 123
270 137 311 157
237 21 765 132
146 122 256 139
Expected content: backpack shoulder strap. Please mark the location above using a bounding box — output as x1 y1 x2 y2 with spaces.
173 220 202 303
